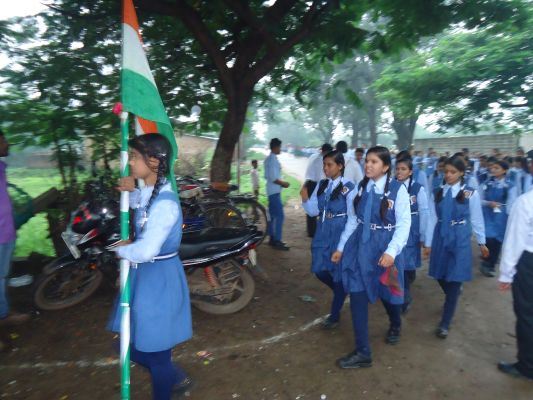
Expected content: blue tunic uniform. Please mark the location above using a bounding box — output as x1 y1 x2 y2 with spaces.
341 178 410 305
109 187 193 353
310 179 355 276
428 185 485 282
481 177 516 242
402 180 423 270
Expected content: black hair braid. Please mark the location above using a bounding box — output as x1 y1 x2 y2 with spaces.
435 178 446 203
407 175 413 195
317 179 329 197
379 170 391 222
330 181 344 201
145 160 166 217
456 176 466 203
353 176 370 212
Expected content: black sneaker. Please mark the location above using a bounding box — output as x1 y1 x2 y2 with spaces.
402 298 412 315
497 362 533 381
435 327 449 339
271 241 290 251
385 326 401 345
173 376 193 397
321 317 339 330
480 263 495 277
336 351 372 369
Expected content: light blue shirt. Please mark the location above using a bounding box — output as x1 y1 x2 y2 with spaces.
523 173 533 193
479 177 518 215
425 182 486 247
414 169 429 193
117 182 180 264
264 152 282 196
301 176 358 252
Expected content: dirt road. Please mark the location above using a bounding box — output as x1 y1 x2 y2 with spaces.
0 156 533 400
1 168 531 399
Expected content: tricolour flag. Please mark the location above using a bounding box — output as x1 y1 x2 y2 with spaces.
122 0 178 188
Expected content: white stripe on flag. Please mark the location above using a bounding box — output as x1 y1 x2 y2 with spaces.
122 23 156 86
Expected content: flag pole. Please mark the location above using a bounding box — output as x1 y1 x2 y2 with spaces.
119 111 131 400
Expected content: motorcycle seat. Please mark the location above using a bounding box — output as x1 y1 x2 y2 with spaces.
179 227 258 260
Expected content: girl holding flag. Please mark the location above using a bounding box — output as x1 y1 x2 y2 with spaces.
424 154 489 339
111 134 193 400
336 146 411 369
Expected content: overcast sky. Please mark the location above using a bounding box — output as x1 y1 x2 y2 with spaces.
0 1 46 20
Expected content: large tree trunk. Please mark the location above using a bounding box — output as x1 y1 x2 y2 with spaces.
210 85 254 183
367 105 377 146
351 118 360 147
392 114 418 150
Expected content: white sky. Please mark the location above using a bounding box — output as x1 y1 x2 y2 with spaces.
0 1 47 20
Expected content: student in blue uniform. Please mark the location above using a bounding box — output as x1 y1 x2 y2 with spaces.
336 146 411 369
429 156 447 196
301 150 357 329
477 155 489 185
394 155 429 314
479 160 517 277
112 134 193 400
424 154 489 339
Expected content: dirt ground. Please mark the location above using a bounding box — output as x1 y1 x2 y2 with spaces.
1 200 532 400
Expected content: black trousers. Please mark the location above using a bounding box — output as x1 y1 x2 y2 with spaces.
484 238 503 270
513 251 533 378
304 180 318 238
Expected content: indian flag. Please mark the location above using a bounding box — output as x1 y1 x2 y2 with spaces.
121 0 178 186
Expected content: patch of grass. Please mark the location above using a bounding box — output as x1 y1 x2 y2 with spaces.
7 167 64 258
230 162 300 207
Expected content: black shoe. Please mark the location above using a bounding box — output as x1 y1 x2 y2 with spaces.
385 326 401 345
271 241 290 251
321 317 339 330
173 376 193 397
336 351 372 369
435 327 449 339
497 362 533 380
480 263 495 277
402 299 412 315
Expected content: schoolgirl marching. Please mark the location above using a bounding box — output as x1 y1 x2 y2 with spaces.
300 150 357 329
479 160 517 277
336 146 411 369
424 154 489 338
394 154 430 313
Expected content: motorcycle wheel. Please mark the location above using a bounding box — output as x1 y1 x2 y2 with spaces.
191 262 255 315
230 198 267 246
34 261 103 311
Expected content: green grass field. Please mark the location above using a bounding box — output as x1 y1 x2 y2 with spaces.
231 161 301 207
8 168 63 258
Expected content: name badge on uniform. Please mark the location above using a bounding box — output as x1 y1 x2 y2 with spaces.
342 186 350 195
464 190 473 199
387 199 395 209
410 195 417 205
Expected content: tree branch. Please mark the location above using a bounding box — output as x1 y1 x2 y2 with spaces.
136 0 232 95
245 0 329 85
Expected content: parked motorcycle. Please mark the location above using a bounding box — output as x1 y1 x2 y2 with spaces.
33 193 263 315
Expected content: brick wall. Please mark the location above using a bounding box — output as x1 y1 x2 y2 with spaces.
414 134 520 154
177 134 218 156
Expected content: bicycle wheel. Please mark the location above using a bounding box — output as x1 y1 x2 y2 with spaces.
201 203 247 229
231 198 268 246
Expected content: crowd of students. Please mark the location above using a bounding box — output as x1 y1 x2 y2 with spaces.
299 143 533 380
